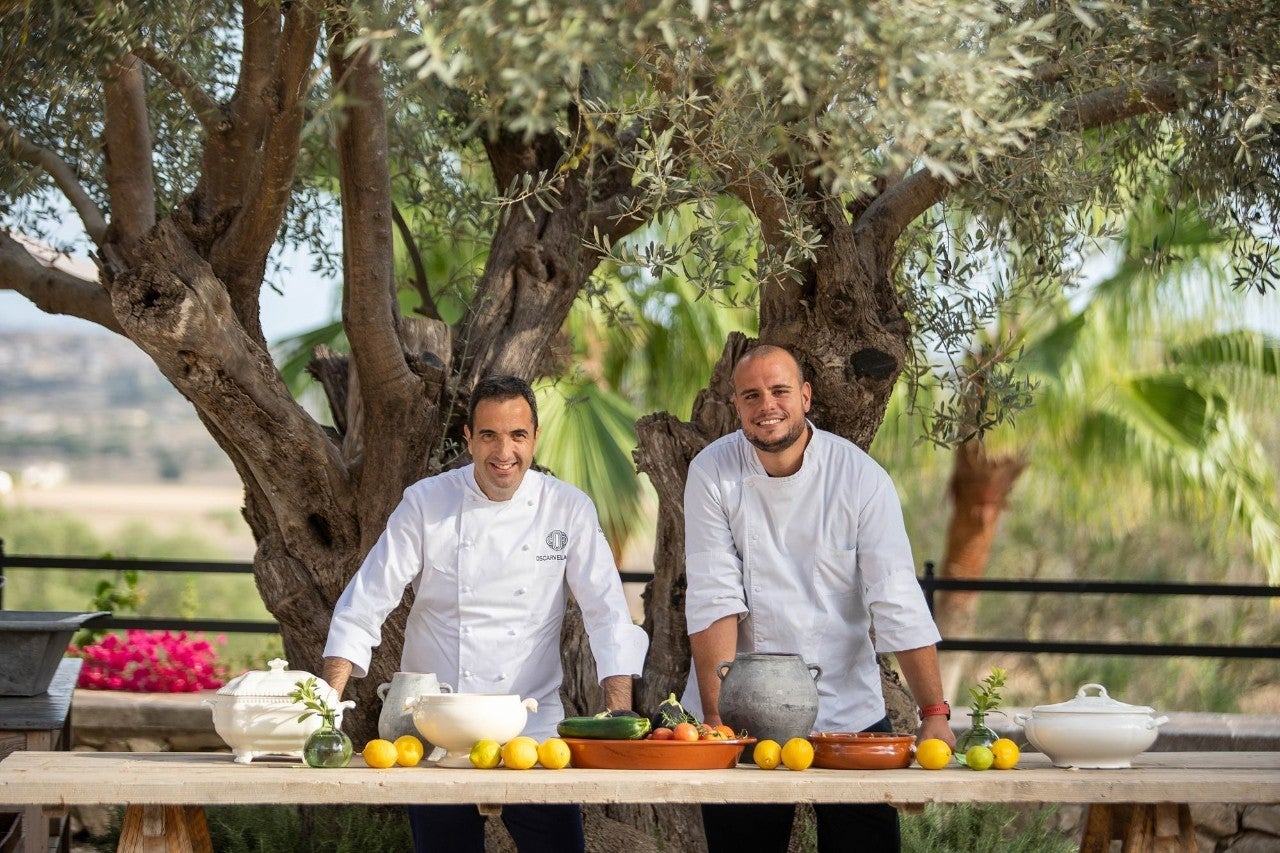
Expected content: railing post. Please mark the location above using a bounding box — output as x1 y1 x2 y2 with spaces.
0 537 6 610
922 560 936 616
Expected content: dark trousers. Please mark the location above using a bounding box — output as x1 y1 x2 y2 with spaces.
407 803 585 853
701 717 901 853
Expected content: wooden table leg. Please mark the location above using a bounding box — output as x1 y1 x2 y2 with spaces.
117 804 213 853
1080 803 1197 853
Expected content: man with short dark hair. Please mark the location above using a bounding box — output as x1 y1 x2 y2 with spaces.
323 374 647 853
684 345 953 853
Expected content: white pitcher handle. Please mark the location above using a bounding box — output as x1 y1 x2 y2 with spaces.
522 698 539 713
338 699 356 711
1147 715 1169 729
439 682 454 694
377 682 391 700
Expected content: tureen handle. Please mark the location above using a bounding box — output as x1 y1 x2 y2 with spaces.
1077 683 1109 698
1013 713 1030 726
1146 715 1169 729
522 698 539 713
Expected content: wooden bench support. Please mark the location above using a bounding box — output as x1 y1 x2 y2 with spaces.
118 805 212 853
1080 802 1196 853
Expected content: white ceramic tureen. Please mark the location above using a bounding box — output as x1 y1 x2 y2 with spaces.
1014 683 1169 769
407 693 538 767
204 658 354 764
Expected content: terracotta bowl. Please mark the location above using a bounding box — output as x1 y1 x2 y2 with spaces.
810 732 916 770
561 737 755 770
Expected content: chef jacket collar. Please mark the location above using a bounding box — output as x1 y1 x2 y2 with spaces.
463 464 540 504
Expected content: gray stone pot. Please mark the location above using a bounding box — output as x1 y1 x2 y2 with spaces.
716 652 821 745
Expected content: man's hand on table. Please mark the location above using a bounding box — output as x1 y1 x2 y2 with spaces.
917 715 955 749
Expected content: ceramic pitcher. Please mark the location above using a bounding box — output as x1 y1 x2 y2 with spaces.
376 671 452 742
716 652 821 745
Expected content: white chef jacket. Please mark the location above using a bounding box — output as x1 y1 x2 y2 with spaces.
324 466 649 740
683 426 940 733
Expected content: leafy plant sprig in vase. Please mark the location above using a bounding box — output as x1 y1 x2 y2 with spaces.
290 677 352 768
956 667 1007 766
967 667 1007 719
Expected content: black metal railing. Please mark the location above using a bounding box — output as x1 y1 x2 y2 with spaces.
2 541 1277 659
918 562 1280 659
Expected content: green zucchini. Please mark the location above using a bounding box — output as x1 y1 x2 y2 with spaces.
557 713 652 740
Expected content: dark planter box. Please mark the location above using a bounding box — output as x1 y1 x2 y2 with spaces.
0 611 108 696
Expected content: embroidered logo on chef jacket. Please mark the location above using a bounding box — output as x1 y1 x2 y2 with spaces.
538 529 569 560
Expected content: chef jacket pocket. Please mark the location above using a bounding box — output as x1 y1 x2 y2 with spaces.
418 554 460 600
814 546 857 600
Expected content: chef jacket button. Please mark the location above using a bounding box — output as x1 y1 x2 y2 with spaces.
507 629 517 636
522 544 529 551
752 585 761 592
515 587 527 595
463 670 472 677
527 500 534 506
461 586 472 594
461 626 471 635
496 673 507 681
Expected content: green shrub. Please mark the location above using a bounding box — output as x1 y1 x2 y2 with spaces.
86 804 413 853
901 803 1076 853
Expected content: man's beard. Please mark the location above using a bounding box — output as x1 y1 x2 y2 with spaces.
745 420 807 454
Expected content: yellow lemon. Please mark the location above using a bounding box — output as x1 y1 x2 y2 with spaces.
915 738 953 770
753 739 782 770
537 738 572 770
964 744 995 771
361 738 397 769
501 736 540 770
394 735 425 767
780 737 814 771
469 739 502 769
990 738 1020 770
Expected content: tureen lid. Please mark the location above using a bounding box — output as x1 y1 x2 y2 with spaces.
1031 683 1155 715
216 658 333 700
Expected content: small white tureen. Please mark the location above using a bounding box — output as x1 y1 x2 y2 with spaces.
204 658 354 764
1015 683 1169 769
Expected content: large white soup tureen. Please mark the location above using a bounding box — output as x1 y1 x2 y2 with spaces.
1014 683 1169 769
205 658 354 764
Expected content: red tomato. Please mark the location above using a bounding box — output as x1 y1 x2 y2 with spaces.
672 722 700 741
649 727 674 740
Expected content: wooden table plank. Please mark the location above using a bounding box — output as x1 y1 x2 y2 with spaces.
0 751 1276 808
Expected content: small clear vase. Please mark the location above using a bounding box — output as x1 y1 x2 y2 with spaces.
954 712 999 766
303 723 353 768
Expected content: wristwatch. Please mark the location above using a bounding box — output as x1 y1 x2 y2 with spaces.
918 701 951 721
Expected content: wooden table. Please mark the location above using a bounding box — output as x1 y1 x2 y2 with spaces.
0 750 1276 852
0 658 80 853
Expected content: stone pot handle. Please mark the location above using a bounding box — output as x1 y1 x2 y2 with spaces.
716 661 733 680
376 682 391 701
807 663 822 682
439 682 454 693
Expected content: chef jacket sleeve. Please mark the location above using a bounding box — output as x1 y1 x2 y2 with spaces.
564 497 649 680
856 468 941 653
323 487 428 678
683 452 748 635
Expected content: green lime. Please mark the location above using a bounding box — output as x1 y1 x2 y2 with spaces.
964 744 995 771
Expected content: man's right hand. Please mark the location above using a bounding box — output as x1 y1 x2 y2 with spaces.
321 656 354 698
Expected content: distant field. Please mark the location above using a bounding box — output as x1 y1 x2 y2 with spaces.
7 481 255 559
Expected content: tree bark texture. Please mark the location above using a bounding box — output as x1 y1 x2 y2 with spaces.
937 439 1029 639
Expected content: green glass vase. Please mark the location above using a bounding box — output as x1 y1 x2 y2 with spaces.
954 712 999 766
303 723 353 768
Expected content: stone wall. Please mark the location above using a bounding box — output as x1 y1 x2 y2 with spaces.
67 692 1280 852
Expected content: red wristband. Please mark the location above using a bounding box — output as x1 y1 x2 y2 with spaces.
918 701 951 720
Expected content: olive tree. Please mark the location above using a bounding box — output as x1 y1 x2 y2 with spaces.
3 1 1278 845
